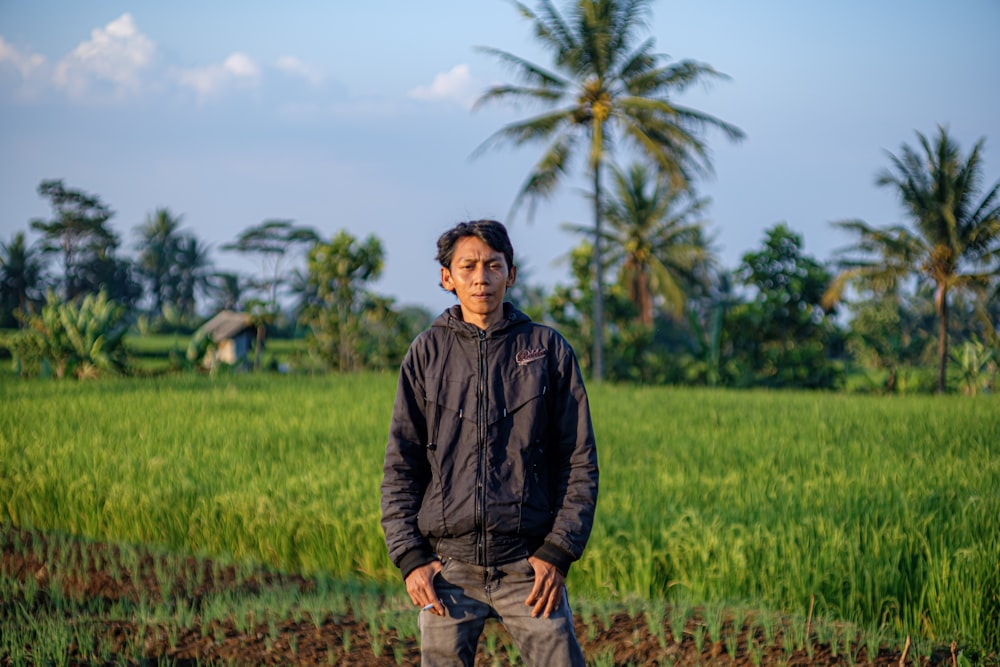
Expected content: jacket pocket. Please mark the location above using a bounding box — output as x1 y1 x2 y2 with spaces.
420 374 477 538
494 363 554 535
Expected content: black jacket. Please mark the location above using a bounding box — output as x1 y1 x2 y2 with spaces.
381 303 599 580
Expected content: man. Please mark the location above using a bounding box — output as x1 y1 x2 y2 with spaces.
381 220 599 666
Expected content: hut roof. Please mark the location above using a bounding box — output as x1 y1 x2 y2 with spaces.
199 310 254 342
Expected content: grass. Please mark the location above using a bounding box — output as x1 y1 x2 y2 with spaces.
1 373 998 654
122 332 309 373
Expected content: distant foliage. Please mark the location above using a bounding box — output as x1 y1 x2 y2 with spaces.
950 338 996 396
8 290 129 379
726 224 845 389
299 230 420 371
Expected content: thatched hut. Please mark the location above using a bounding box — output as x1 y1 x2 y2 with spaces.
196 310 255 368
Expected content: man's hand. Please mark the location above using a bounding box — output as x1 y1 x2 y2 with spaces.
404 560 445 615
525 556 564 618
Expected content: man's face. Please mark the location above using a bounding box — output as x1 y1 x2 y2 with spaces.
441 235 516 330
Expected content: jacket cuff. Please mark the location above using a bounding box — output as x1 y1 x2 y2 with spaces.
398 546 437 581
532 542 575 577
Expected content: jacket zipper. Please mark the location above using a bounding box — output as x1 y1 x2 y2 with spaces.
476 328 487 565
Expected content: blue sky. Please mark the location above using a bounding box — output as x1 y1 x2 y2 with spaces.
2 1 998 314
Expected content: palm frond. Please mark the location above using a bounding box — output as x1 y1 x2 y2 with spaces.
510 135 577 220
471 108 578 157
473 46 568 90
473 83 565 112
519 0 578 58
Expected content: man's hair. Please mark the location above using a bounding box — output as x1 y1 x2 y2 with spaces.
436 220 515 270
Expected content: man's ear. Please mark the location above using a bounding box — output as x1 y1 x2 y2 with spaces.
507 265 517 287
441 266 455 293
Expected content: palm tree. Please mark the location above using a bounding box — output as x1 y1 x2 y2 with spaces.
135 208 184 314
566 161 713 326
209 271 246 312
826 126 1000 393
474 0 743 379
221 220 320 313
174 235 213 318
0 231 45 327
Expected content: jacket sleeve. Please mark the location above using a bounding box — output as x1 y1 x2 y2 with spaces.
534 337 599 575
380 348 437 579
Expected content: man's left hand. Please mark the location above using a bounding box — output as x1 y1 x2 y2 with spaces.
525 556 564 618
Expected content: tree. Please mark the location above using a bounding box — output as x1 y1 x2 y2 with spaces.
208 271 247 312
221 220 319 313
826 126 1000 392
356 294 427 370
174 235 212 318
79 250 141 309
567 161 714 326
30 180 122 302
474 0 744 379
135 208 184 314
301 230 385 371
135 209 213 322
729 223 844 389
846 293 929 393
546 239 641 380
0 232 45 328
685 268 739 387
244 298 274 372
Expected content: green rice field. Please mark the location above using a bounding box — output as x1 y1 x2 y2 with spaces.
1 373 997 659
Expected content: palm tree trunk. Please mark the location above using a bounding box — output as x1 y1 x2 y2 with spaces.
638 273 652 327
255 324 265 371
936 282 948 393
592 162 605 381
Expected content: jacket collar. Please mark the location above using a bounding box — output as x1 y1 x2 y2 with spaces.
433 302 530 337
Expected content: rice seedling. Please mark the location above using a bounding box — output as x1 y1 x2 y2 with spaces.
589 645 616 667
691 613 706 655
667 602 689 647
704 606 725 648
481 630 500 661
341 629 352 653
644 599 667 649
722 613 740 659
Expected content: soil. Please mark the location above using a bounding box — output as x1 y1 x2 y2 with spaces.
1 524 993 666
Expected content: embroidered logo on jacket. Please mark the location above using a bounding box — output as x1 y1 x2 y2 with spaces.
515 348 547 366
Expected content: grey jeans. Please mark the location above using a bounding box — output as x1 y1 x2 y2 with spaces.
418 556 586 667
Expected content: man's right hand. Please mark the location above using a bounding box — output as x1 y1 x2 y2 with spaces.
404 560 445 615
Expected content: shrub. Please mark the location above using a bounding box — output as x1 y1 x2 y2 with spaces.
10 290 129 379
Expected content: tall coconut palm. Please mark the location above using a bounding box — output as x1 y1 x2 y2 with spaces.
174 235 213 318
565 161 713 326
474 0 743 379
826 126 1000 393
135 208 184 314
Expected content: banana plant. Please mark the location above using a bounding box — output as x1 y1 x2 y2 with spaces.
949 338 995 396
17 290 128 378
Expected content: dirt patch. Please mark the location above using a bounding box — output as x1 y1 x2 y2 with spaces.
1 524 991 666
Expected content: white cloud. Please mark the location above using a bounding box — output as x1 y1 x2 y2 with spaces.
52 13 156 100
176 51 260 99
275 55 324 86
0 36 47 80
224 53 259 79
408 64 479 108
